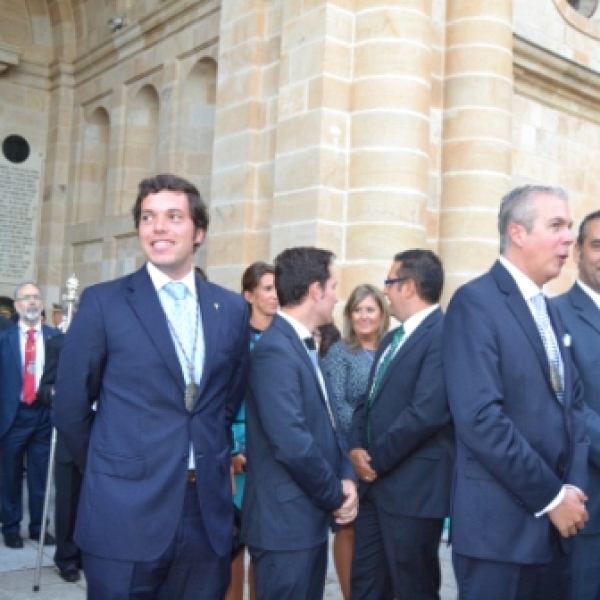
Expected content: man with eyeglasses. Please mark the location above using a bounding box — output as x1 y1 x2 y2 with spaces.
348 249 453 599
0 282 60 548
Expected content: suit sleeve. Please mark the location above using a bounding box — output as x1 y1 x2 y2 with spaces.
37 335 63 407
368 333 450 476
53 288 107 470
249 342 345 511
443 286 563 514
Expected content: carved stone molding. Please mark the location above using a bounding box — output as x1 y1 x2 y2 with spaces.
513 34 600 126
0 42 21 74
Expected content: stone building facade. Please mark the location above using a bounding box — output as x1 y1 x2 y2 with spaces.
0 0 599 312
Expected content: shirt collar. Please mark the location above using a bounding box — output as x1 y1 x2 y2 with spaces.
577 279 600 310
499 256 543 302
278 311 313 343
402 304 439 338
147 262 197 299
19 321 42 334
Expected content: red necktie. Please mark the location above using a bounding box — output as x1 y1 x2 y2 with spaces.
23 329 36 404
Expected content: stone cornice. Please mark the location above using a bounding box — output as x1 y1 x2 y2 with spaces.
72 0 219 88
513 34 600 126
0 41 21 74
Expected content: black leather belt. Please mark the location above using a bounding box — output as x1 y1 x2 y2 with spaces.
187 470 197 483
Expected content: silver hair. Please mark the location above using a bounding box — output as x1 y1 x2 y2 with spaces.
498 185 568 254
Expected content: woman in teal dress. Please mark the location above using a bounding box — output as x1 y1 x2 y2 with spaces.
226 262 278 600
322 284 390 600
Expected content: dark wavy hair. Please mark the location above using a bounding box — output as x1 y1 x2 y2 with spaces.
132 173 209 249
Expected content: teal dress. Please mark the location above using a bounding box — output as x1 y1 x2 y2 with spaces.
232 326 263 509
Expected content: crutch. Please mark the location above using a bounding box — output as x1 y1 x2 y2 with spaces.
33 274 79 592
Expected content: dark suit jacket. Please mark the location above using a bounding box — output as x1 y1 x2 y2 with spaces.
348 308 454 518
0 323 60 439
553 283 600 535
241 314 355 551
52 265 250 561
443 260 588 564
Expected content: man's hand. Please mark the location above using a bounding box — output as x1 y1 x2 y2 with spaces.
349 448 378 483
232 453 246 475
548 487 588 537
333 479 358 525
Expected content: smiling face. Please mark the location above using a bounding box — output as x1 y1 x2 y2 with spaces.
244 272 279 319
350 294 383 340
509 193 574 287
575 217 600 294
383 261 408 322
138 190 205 280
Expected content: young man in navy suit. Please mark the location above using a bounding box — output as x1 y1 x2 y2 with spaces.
0 282 59 548
242 247 358 600
349 249 454 600
53 174 250 599
553 210 600 600
444 185 589 600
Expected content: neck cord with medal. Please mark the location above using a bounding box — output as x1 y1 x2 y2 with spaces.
165 300 200 411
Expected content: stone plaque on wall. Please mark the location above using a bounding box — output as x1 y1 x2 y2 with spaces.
0 135 43 284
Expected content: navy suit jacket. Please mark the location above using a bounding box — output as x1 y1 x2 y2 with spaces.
348 308 454 518
443 261 588 564
0 323 60 439
52 265 250 561
553 283 600 535
241 314 355 552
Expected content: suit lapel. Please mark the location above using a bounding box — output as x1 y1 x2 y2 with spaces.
370 310 440 406
276 316 327 402
126 267 185 393
570 284 600 337
9 326 21 371
492 262 558 402
195 277 221 406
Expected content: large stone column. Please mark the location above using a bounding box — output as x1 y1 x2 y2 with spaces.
208 0 281 287
269 0 353 262
440 0 513 301
344 1 435 296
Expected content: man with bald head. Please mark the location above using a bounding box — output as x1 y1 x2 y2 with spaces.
1 282 60 548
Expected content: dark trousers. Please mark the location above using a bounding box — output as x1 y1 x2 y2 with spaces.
249 542 328 600
53 458 82 569
83 482 230 600
453 539 571 600
351 494 444 600
570 533 600 600
1 403 51 536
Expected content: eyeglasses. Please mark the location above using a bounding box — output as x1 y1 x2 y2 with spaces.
383 277 408 288
16 294 42 302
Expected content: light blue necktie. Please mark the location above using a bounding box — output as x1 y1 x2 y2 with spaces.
531 293 564 403
164 282 194 370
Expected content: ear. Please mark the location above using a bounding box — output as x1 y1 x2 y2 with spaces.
308 281 322 303
402 278 417 299
194 228 205 246
243 289 254 305
573 243 582 267
507 222 525 248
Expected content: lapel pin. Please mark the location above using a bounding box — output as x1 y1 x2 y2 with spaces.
563 333 571 347
214 303 219 310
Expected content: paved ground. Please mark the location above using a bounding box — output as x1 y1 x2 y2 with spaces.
0 483 457 598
